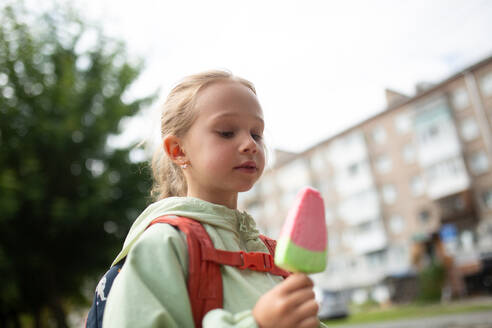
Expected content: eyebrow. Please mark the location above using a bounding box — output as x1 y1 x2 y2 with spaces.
209 112 264 125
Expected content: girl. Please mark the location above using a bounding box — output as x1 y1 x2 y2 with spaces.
103 70 324 328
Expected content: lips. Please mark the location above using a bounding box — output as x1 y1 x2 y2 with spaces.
234 161 257 170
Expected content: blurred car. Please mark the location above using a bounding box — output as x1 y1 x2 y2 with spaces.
317 289 349 320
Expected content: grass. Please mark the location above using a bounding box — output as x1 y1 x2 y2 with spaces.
322 300 492 326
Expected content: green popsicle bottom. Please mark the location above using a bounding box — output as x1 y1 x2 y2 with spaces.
274 236 327 273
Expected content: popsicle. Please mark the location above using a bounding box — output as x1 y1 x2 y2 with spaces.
274 187 327 273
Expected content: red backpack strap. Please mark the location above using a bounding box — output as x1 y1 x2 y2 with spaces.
259 235 291 278
199 237 290 278
147 215 221 328
146 216 290 327
200 235 291 278
201 248 275 272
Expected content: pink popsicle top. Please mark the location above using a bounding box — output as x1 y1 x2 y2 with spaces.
278 187 327 252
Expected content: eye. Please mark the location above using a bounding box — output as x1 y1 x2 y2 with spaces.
252 133 263 141
218 131 234 138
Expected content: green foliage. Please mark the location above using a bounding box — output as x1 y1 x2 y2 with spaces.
349 298 379 313
417 262 445 303
0 2 155 326
323 302 492 326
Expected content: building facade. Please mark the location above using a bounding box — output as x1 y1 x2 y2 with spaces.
239 55 492 303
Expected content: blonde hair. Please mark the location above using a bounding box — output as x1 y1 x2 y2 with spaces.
151 70 257 201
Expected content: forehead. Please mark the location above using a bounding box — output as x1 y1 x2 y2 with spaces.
194 80 263 121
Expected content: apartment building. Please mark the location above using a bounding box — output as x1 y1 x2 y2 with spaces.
238 55 492 302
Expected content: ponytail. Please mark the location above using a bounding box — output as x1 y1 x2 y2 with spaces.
150 145 187 199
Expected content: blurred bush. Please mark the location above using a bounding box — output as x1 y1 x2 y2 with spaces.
417 262 445 303
0 1 155 327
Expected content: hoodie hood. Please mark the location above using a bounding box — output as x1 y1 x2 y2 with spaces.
112 197 260 266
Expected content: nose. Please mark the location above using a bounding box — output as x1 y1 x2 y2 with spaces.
239 134 258 154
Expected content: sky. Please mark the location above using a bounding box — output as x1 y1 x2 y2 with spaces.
43 0 492 154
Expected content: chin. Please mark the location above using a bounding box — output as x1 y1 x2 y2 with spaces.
229 176 260 193
236 183 256 192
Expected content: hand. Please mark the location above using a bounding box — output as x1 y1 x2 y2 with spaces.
252 273 319 328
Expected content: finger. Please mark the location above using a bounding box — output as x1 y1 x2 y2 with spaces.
285 288 316 309
297 316 320 328
296 298 319 317
291 299 319 322
280 273 313 294
286 298 319 326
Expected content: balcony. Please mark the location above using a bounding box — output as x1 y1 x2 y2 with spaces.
338 188 380 225
424 157 470 199
436 190 477 224
349 219 388 255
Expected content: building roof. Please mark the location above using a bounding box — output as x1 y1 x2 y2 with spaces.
302 53 492 157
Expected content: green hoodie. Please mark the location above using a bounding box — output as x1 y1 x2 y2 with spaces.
103 197 326 327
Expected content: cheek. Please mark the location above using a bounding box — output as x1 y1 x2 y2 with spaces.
257 148 266 171
202 147 231 171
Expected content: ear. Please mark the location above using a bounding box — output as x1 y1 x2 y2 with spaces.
163 135 187 165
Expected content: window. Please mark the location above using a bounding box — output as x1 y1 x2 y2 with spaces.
395 113 411 134
348 162 359 176
338 189 380 222
375 154 392 173
388 245 408 267
481 189 492 209
410 175 425 197
469 151 489 175
425 158 465 183
372 126 387 144
419 209 431 224
366 250 387 268
389 215 404 234
377 157 390 174
402 143 416 164
357 221 373 234
460 230 474 252
419 123 440 144
382 184 397 204
481 72 492 96
429 125 439 138
451 88 469 110
347 259 356 269
460 118 479 141
440 195 465 217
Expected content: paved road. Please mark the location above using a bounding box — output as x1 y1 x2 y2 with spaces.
327 310 492 328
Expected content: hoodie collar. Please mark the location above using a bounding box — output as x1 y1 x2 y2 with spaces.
112 197 260 266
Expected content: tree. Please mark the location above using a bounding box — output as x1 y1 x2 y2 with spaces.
0 2 154 327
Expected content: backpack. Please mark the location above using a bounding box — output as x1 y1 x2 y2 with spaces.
85 215 290 328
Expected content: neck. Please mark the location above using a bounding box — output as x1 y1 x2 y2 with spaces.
187 189 238 209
